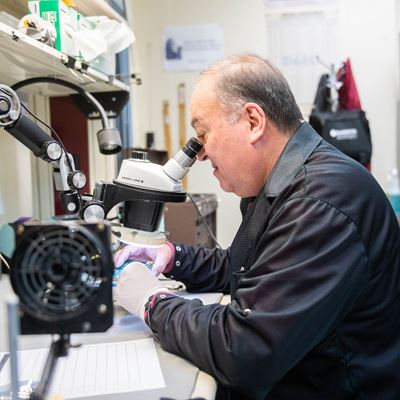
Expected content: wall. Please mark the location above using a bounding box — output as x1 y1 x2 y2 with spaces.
0 133 34 225
0 94 52 225
127 0 399 247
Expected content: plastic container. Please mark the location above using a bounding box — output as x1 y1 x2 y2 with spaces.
386 167 400 217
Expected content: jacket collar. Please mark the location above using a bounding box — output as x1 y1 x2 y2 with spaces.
263 122 322 197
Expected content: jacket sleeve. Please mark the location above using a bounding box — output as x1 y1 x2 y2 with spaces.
165 243 231 293
147 197 370 396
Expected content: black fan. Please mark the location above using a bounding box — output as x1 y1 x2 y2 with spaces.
10 222 113 335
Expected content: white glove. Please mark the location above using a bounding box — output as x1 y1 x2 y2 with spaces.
114 261 170 319
114 243 173 276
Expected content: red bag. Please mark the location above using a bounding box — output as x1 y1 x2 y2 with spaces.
337 59 362 110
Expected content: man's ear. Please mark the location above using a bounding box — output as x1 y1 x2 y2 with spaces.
243 102 267 144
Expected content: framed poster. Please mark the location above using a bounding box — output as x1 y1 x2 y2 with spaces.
163 24 224 71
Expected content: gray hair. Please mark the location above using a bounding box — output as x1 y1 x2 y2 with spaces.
199 54 302 133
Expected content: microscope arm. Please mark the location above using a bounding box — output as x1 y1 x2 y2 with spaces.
0 84 86 215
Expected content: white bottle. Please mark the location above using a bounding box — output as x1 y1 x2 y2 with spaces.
386 167 400 217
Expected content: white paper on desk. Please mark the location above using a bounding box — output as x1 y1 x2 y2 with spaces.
0 338 165 398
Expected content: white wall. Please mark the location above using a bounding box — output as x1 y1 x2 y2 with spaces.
127 0 399 247
0 132 34 225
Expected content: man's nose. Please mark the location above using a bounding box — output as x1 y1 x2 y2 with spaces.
196 147 208 161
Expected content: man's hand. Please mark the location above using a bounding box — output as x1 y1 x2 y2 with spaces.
114 243 173 276
114 261 170 319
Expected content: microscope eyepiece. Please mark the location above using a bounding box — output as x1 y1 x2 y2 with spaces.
181 137 203 159
162 137 203 182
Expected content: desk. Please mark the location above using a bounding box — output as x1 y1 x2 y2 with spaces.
0 276 220 400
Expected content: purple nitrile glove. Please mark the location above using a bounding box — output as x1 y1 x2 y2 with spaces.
114 242 174 276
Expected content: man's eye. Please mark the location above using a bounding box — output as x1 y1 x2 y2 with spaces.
197 132 207 143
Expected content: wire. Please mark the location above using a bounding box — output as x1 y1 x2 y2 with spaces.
20 103 74 177
19 102 73 168
19 102 83 205
0 252 11 270
11 77 110 129
187 192 222 249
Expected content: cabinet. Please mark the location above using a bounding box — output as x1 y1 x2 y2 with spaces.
164 194 218 248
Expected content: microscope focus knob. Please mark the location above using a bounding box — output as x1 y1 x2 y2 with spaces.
0 97 11 114
131 150 148 161
43 141 62 161
82 201 106 223
68 170 87 190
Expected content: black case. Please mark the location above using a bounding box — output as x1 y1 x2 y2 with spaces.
309 108 372 166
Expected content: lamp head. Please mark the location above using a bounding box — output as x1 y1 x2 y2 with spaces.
97 127 122 154
9 77 125 156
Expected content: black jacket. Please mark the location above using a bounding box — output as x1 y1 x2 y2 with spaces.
147 123 400 399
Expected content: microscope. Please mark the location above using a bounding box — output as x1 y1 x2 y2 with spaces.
81 136 203 247
0 83 203 241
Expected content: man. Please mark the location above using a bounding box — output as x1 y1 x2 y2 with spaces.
115 54 400 399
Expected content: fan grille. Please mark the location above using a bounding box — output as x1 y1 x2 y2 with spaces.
15 226 104 319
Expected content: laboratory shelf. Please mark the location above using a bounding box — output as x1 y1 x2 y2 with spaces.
0 21 129 96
